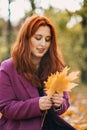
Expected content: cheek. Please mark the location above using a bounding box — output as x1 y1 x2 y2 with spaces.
30 39 37 48
30 43 36 52
31 38 39 48
47 42 51 49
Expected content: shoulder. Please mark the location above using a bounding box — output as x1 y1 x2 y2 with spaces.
0 58 14 73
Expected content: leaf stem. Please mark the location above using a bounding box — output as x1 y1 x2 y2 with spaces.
41 110 47 128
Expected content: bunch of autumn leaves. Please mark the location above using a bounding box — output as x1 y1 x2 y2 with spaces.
44 67 80 98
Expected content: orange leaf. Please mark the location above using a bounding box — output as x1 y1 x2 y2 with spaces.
44 67 80 97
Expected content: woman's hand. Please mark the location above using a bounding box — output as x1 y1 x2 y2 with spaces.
39 96 52 111
51 93 63 108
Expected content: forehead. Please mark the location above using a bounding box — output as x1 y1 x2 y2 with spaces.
35 26 51 35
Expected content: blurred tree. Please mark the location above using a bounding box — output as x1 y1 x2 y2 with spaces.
29 0 36 15
6 0 14 57
80 0 87 83
25 0 43 17
0 18 9 63
0 19 5 36
70 0 87 83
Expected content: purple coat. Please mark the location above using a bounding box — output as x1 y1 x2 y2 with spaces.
0 58 76 130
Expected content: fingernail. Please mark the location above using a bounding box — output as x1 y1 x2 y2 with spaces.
50 97 52 100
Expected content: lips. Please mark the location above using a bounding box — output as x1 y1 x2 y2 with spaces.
37 48 45 53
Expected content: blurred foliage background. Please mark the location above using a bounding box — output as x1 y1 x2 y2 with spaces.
0 0 87 84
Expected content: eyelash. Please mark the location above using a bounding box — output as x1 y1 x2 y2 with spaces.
35 37 51 42
46 39 51 42
35 37 41 40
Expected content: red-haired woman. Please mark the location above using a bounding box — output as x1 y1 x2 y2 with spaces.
0 14 76 130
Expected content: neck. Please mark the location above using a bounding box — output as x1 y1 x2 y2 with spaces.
31 55 41 69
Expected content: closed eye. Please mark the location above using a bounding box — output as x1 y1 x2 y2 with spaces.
45 36 51 42
35 36 41 40
34 35 51 42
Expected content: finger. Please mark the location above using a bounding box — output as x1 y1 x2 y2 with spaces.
39 97 52 110
53 93 63 97
53 103 61 108
53 100 62 107
54 98 63 104
52 97 62 102
53 93 63 98
42 103 52 110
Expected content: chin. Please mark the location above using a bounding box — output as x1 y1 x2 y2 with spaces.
37 55 44 58
36 53 45 57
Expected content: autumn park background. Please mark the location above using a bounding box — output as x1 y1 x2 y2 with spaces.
0 0 87 129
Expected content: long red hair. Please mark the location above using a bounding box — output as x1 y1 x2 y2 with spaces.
11 14 65 87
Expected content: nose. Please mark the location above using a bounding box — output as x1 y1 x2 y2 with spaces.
40 38 46 46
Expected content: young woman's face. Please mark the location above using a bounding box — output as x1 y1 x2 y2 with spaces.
30 26 51 60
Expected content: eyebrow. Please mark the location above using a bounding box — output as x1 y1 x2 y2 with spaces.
34 34 51 37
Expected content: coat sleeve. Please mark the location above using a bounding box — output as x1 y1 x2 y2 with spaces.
53 91 70 115
0 63 43 120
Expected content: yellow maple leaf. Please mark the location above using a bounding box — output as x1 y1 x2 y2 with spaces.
44 67 80 97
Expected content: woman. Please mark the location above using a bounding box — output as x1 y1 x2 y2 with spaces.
0 14 76 130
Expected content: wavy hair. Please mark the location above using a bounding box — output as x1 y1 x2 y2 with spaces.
11 14 65 87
